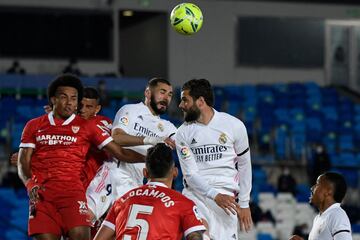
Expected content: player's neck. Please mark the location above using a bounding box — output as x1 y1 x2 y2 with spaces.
148 178 172 188
52 110 72 120
198 107 214 125
319 199 336 214
144 101 159 116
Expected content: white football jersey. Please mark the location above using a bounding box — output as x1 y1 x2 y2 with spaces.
175 109 252 206
112 102 177 185
309 203 352 240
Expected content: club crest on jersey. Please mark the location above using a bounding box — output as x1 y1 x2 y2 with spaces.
120 116 129 126
157 123 164 132
72 126 80 134
219 133 227 144
180 146 191 159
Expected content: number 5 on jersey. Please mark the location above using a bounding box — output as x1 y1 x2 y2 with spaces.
123 204 154 240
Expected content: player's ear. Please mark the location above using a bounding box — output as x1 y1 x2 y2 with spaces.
143 168 149 179
145 87 151 100
95 105 101 115
196 96 205 108
172 166 178 178
50 96 56 106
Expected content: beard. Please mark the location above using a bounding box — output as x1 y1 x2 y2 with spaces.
150 95 168 115
184 105 201 122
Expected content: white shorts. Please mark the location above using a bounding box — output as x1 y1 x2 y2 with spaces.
183 188 238 240
86 162 115 220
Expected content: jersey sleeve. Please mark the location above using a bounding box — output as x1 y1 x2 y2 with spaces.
112 105 133 133
88 119 114 150
102 203 116 231
181 201 206 238
330 210 352 240
167 123 177 140
19 119 37 149
175 128 220 200
233 119 252 208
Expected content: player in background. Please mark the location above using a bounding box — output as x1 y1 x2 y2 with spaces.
94 143 206 240
87 77 177 222
175 79 253 240
289 172 352 240
17 74 145 240
79 87 112 190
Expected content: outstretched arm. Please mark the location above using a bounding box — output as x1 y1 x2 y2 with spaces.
103 141 145 163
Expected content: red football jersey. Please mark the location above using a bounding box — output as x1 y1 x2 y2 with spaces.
103 182 206 240
81 115 112 189
20 112 113 190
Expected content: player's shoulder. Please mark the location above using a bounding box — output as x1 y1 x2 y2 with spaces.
328 205 350 220
217 111 243 123
93 115 113 125
118 102 144 113
25 113 48 126
160 118 177 129
177 121 193 131
166 188 195 205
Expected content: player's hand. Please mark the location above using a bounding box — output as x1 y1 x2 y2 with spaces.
289 235 304 240
237 207 253 232
143 136 165 145
26 178 42 203
164 137 175 149
214 193 238 215
10 152 19 166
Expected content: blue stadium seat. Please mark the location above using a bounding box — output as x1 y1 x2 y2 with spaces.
257 233 273 240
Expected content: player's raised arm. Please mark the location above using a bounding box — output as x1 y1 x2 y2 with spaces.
103 141 145 163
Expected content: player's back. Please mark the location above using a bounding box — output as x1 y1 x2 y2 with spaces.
108 182 204 240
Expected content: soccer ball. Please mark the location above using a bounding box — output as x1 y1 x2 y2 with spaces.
170 3 203 35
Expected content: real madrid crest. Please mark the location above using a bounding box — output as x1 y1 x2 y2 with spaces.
157 122 164 132
219 133 227 144
72 126 80 134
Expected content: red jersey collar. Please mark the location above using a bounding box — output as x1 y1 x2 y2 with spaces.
48 111 76 126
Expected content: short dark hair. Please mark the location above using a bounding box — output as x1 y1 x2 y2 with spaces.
182 79 214 107
83 87 100 103
47 74 83 106
147 77 171 89
323 172 347 203
146 143 174 178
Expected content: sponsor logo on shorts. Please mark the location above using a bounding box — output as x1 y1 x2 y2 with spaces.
120 116 129 126
180 146 191 159
78 201 88 215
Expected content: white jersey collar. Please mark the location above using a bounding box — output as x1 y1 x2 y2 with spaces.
48 111 76 126
141 102 160 119
146 181 169 188
321 203 341 215
197 108 218 126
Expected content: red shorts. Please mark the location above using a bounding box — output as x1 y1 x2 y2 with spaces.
28 183 91 236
